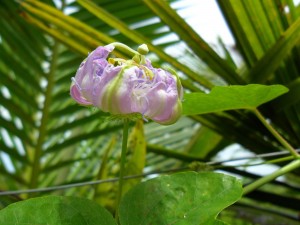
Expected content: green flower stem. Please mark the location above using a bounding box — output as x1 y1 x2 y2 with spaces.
253 109 299 158
111 42 140 57
115 119 129 220
243 160 300 195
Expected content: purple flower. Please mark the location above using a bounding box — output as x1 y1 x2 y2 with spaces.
70 44 183 125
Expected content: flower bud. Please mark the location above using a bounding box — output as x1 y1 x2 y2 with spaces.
70 44 183 125
137 44 149 55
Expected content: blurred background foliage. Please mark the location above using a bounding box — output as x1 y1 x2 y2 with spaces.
0 0 300 224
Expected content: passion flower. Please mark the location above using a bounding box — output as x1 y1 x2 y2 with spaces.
70 44 183 125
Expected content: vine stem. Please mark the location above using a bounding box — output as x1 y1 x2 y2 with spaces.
253 109 299 158
243 109 300 195
115 119 129 220
243 160 300 195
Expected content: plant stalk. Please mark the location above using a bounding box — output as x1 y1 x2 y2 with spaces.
243 160 300 195
29 42 59 191
253 109 299 158
115 119 129 220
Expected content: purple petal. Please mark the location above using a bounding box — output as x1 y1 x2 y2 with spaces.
70 45 183 125
92 65 122 110
70 85 92 105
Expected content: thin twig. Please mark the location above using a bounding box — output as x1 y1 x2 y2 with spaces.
0 168 182 196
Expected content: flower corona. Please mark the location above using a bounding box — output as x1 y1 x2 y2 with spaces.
70 43 183 125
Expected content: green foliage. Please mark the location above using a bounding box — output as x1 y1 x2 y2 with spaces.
122 120 146 195
183 84 288 115
0 196 117 225
93 121 146 212
0 0 300 224
119 172 242 225
0 172 241 225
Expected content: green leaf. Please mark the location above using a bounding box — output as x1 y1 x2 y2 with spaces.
144 0 244 85
0 196 21 210
212 220 230 225
93 136 117 212
184 126 225 159
183 84 288 115
93 121 146 212
119 172 242 225
122 120 146 195
0 195 117 225
249 18 300 83
77 0 211 89
271 77 300 111
206 218 230 225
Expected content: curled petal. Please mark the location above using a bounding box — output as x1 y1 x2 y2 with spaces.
144 82 181 125
70 45 115 105
152 99 182 125
70 85 92 105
